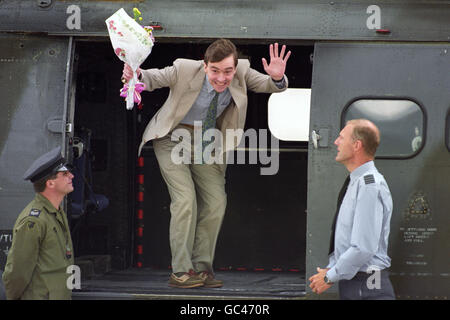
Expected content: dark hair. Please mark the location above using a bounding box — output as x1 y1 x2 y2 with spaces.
33 173 58 193
204 39 238 67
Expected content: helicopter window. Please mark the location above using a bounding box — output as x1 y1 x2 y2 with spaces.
343 99 424 158
268 88 311 141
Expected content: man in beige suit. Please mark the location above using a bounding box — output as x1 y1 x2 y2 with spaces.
123 39 290 288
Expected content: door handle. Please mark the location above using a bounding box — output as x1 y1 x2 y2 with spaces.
311 130 321 149
311 129 329 149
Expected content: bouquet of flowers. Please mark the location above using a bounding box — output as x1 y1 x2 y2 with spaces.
106 8 155 110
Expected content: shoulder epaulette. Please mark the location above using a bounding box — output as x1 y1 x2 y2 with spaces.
364 174 375 185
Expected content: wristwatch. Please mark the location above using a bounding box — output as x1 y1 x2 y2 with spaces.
324 275 333 285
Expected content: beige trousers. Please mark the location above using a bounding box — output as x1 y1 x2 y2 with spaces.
152 125 227 274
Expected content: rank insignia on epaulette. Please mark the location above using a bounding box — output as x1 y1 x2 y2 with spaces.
28 222 35 229
364 174 375 185
29 209 41 217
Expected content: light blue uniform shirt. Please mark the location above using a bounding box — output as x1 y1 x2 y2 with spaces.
180 75 232 125
326 161 393 283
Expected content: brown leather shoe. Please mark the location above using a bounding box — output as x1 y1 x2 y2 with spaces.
169 269 204 288
198 271 223 288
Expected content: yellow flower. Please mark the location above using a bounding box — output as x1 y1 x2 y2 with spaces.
133 8 142 22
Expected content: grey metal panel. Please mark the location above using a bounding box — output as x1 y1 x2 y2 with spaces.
0 34 70 231
307 42 450 299
2 1 450 41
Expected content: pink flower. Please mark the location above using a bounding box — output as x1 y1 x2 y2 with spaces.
120 81 146 104
115 48 126 58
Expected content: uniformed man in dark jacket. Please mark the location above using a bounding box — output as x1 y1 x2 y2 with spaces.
2 147 75 300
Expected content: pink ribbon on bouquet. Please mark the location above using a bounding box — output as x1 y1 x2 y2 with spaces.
120 81 146 104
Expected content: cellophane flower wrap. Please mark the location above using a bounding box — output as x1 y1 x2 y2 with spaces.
105 8 154 110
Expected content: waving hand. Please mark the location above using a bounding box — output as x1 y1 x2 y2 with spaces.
262 43 291 81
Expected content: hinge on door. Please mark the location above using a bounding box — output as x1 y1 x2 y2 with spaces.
47 119 73 134
66 123 73 133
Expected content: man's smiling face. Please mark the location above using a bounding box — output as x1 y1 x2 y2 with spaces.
204 55 237 93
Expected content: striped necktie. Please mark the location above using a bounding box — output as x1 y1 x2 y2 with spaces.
201 91 220 160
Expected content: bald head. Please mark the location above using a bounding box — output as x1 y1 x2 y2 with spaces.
346 119 380 158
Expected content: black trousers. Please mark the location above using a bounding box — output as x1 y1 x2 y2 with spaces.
338 270 395 300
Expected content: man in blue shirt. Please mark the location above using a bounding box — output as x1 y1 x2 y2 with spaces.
309 119 395 300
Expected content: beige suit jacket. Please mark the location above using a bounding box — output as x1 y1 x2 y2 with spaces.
138 58 288 154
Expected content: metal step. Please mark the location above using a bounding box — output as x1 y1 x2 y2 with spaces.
72 268 306 300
